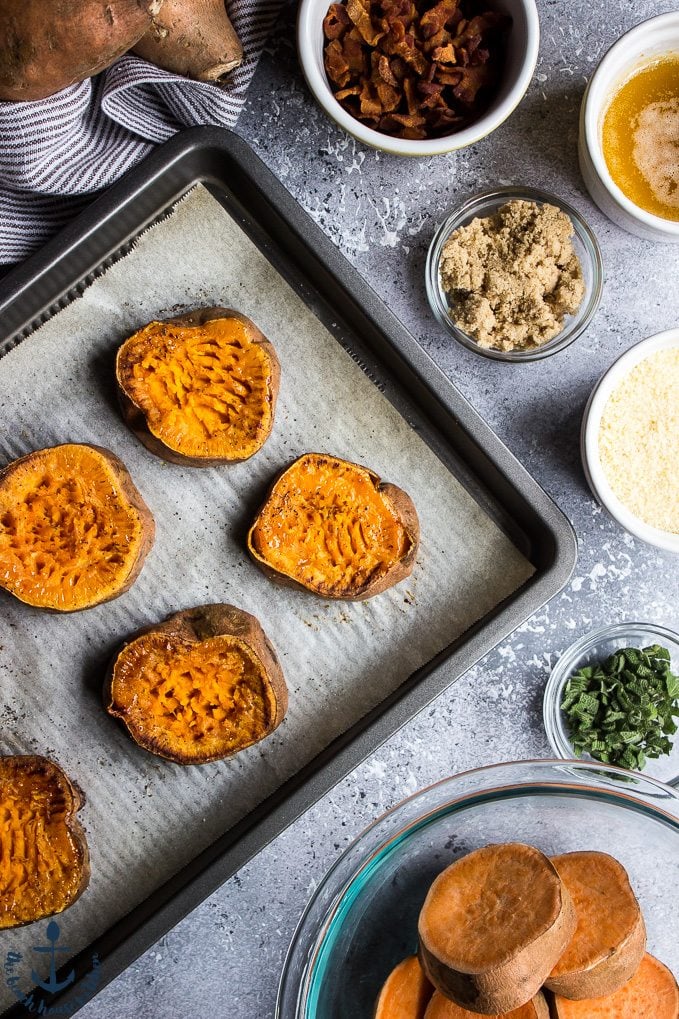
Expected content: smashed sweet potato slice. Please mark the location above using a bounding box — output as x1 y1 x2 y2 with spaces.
0 443 154 612
106 604 288 765
323 0 510 139
247 453 419 600
116 308 280 466
0 756 89 929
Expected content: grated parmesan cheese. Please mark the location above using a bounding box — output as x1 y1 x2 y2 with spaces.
598 346 679 535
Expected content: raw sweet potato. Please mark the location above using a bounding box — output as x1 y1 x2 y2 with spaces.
247 452 419 600
133 0 243 80
418 843 576 1014
105 604 288 765
116 308 279 466
424 990 549 1019
550 952 679 1019
0 0 164 101
545 852 646 1000
0 443 154 612
375 955 434 1019
0 756 89 929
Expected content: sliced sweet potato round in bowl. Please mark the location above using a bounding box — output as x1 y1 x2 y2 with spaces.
0 756 89 929
418 842 576 1014
116 307 280 466
247 452 419 600
0 443 154 611
375 955 434 1019
550 952 679 1019
545 851 646 1000
424 989 549 1019
105 604 288 765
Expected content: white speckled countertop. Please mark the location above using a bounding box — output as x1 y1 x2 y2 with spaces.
76 1 679 1015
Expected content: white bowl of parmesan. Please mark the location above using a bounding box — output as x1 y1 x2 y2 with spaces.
582 329 679 553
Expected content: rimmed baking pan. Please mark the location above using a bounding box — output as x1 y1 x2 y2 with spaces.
0 127 576 1017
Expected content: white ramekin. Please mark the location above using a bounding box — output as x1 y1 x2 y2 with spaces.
581 328 679 554
297 0 539 157
579 13 679 242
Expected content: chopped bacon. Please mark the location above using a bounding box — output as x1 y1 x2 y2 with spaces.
420 0 463 39
347 0 385 45
323 3 352 39
324 39 351 88
432 43 457 63
322 0 510 139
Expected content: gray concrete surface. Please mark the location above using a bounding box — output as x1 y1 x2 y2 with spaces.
76 1 679 1015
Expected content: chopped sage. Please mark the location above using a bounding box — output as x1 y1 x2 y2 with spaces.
560 644 679 770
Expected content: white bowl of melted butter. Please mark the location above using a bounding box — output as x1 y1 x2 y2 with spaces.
579 13 679 242
582 329 679 553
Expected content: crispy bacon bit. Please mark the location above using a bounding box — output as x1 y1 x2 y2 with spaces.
420 0 463 39
322 0 510 140
347 0 386 45
323 3 353 39
432 43 457 63
325 39 351 88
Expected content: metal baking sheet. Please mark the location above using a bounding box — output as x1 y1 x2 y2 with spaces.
0 128 576 1017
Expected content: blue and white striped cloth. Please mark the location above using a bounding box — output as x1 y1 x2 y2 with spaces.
0 0 281 265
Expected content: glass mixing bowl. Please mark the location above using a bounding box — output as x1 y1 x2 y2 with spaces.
277 760 679 1018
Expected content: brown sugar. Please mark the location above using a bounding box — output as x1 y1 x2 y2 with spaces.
439 199 585 352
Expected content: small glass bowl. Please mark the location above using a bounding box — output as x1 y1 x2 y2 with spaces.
543 621 679 783
425 186 604 362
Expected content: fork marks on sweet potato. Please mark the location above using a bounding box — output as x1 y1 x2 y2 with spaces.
249 453 414 598
0 757 89 929
117 315 277 462
0 444 153 611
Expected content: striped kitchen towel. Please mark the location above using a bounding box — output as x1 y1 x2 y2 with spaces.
0 0 281 265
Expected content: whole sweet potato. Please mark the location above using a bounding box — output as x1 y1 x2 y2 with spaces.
133 0 243 80
0 0 164 101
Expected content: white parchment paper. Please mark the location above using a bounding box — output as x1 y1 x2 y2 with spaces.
0 186 533 996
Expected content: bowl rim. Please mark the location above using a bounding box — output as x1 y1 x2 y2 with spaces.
543 620 679 768
424 184 604 361
582 11 679 236
581 328 679 553
276 757 679 1018
296 0 540 157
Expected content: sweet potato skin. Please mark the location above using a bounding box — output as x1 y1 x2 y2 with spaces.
116 307 280 467
545 851 646 1000
133 0 243 80
0 0 164 101
105 603 288 765
0 443 155 612
424 989 550 1018
0 756 89 929
550 952 679 1019
247 453 420 601
418 843 576 1015
375 955 434 1019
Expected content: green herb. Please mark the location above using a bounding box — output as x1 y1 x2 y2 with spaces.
560 644 679 770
